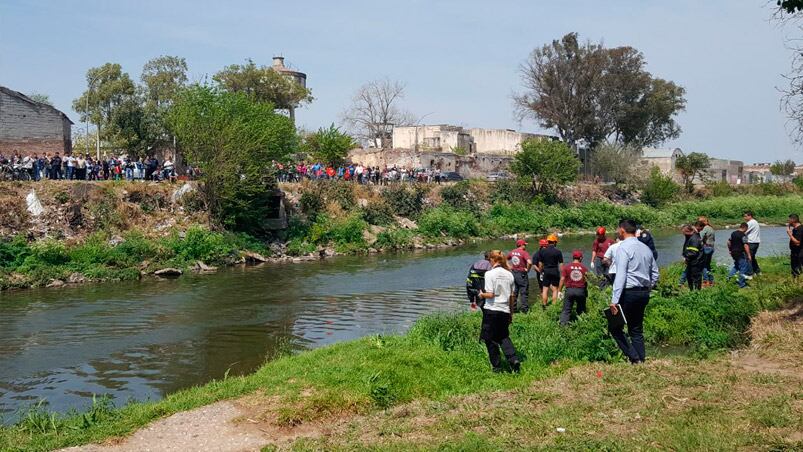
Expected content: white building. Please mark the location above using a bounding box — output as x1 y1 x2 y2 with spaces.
392 125 556 154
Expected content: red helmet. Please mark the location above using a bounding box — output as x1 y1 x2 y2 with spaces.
539 239 548 247
596 227 606 235
572 250 583 259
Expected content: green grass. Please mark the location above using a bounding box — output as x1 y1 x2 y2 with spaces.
0 257 798 451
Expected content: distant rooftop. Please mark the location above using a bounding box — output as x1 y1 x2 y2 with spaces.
641 147 683 159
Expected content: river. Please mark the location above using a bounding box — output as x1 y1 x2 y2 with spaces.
0 226 792 421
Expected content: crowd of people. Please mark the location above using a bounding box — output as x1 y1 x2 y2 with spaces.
0 151 188 182
274 161 450 184
465 212 803 372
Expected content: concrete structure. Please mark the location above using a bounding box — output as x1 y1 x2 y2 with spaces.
640 147 684 176
348 147 512 179
706 158 744 185
271 56 306 122
0 86 73 155
392 124 555 155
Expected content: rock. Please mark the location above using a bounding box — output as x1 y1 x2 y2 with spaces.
292 257 303 263
46 279 65 288
171 183 195 204
362 228 377 245
243 251 269 263
358 198 369 208
108 235 125 246
154 268 183 277
397 217 417 229
194 261 218 273
67 272 86 284
139 260 151 270
26 190 45 216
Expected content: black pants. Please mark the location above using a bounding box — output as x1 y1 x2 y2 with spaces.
609 287 650 363
687 263 703 290
748 243 760 274
512 271 529 313
560 287 587 325
792 250 803 278
480 309 519 370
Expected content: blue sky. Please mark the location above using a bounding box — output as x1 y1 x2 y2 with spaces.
0 0 797 162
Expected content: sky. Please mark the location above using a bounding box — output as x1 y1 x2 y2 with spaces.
0 0 798 163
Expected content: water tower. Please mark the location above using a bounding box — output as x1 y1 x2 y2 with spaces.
271 56 307 122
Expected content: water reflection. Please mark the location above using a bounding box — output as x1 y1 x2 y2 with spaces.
0 226 791 420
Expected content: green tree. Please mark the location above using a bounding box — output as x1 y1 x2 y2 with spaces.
770 159 796 176
641 166 680 207
514 33 686 150
108 96 155 157
303 124 356 165
141 55 188 142
168 85 298 233
72 63 136 148
675 152 711 193
591 142 644 185
27 92 52 105
510 139 579 195
779 0 803 13
213 59 312 121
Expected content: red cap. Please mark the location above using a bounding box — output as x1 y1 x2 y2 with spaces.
539 239 548 247
572 250 583 259
596 227 606 235
516 239 527 247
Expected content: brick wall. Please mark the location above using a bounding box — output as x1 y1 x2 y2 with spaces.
0 90 71 155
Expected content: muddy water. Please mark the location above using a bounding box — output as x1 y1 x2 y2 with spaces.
0 227 791 420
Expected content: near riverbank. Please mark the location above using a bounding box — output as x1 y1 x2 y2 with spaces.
1 258 800 451
4 179 803 291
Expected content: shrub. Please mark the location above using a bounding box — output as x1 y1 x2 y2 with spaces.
417 207 480 238
381 185 428 218
0 235 31 270
167 226 238 265
374 228 414 250
361 200 395 226
642 167 680 207
708 181 734 197
440 180 482 214
489 177 534 204
488 202 546 234
308 213 367 247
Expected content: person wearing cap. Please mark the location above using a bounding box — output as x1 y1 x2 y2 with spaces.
610 219 660 364
507 239 532 313
558 250 589 326
534 239 548 292
591 227 613 287
536 234 563 310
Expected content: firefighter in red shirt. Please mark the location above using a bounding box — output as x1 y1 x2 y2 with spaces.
591 227 613 286
507 239 532 313
558 250 589 326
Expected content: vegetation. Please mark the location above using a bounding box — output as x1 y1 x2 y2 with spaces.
642 166 682 207
675 151 711 193
590 142 645 185
1 258 799 450
302 124 357 165
770 158 796 176
341 78 415 149
168 85 297 234
510 139 579 197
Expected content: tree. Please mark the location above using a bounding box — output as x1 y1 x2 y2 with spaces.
72 63 136 149
168 85 298 233
108 96 155 157
510 139 580 195
591 142 644 184
779 0 803 13
141 55 188 109
642 166 680 207
303 124 357 165
770 159 797 176
341 78 415 149
514 33 686 150
213 59 312 121
675 152 711 193
27 92 52 105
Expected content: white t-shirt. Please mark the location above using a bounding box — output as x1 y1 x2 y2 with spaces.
65 156 75 167
483 266 514 313
604 241 621 275
746 219 760 243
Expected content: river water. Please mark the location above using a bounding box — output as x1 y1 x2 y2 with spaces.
0 226 791 420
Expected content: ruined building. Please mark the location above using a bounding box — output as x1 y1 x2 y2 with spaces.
0 86 73 155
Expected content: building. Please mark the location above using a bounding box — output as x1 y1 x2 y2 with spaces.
640 147 684 175
270 56 307 122
0 86 73 155
391 124 555 154
706 158 744 184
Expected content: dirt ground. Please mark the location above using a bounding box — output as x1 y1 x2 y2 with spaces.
60 302 803 452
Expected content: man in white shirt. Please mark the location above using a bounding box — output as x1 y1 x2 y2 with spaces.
478 250 521 373
743 211 761 276
602 238 621 287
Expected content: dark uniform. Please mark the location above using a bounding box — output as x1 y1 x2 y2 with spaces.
683 231 704 290
537 245 563 287
790 224 803 277
466 259 492 308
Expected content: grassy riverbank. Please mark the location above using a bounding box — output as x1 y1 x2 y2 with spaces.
1 258 800 451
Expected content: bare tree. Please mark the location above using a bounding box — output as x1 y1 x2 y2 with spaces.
341 78 415 149
776 6 803 147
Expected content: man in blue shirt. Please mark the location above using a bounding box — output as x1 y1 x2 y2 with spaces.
610 219 660 364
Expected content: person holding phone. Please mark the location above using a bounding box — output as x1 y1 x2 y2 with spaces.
787 214 803 278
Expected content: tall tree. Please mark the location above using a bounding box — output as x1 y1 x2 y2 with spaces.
72 63 136 149
510 139 580 195
141 55 188 143
675 152 711 193
770 159 797 176
213 59 312 120
302 124 357 165
341 78 415 149
514 33 686 149
591 142 645 185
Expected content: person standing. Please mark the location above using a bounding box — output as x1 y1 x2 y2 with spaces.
478 250 521 373
507 239 532 313
636 226 658 260
603 238 621 287
744 211 761 276
698 216 716 287
534 239 548 293
466 252 492 310
558 250 589 326
787 214 803 278
49 152 62 180
682 223 704 291
610 219 660 364
727 223 752 288
591 227 613 287
536 234 563 310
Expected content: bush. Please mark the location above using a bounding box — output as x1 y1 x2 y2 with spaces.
381 185 428 218
0 235 31 269
374 228 414 250
299 181 356 218
489 177 533 204
708 181 734 197
361 200 395 226
308 213 367 247
440 180 483 214
417 207 481 238
642 167 680 207
167 226 238 265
